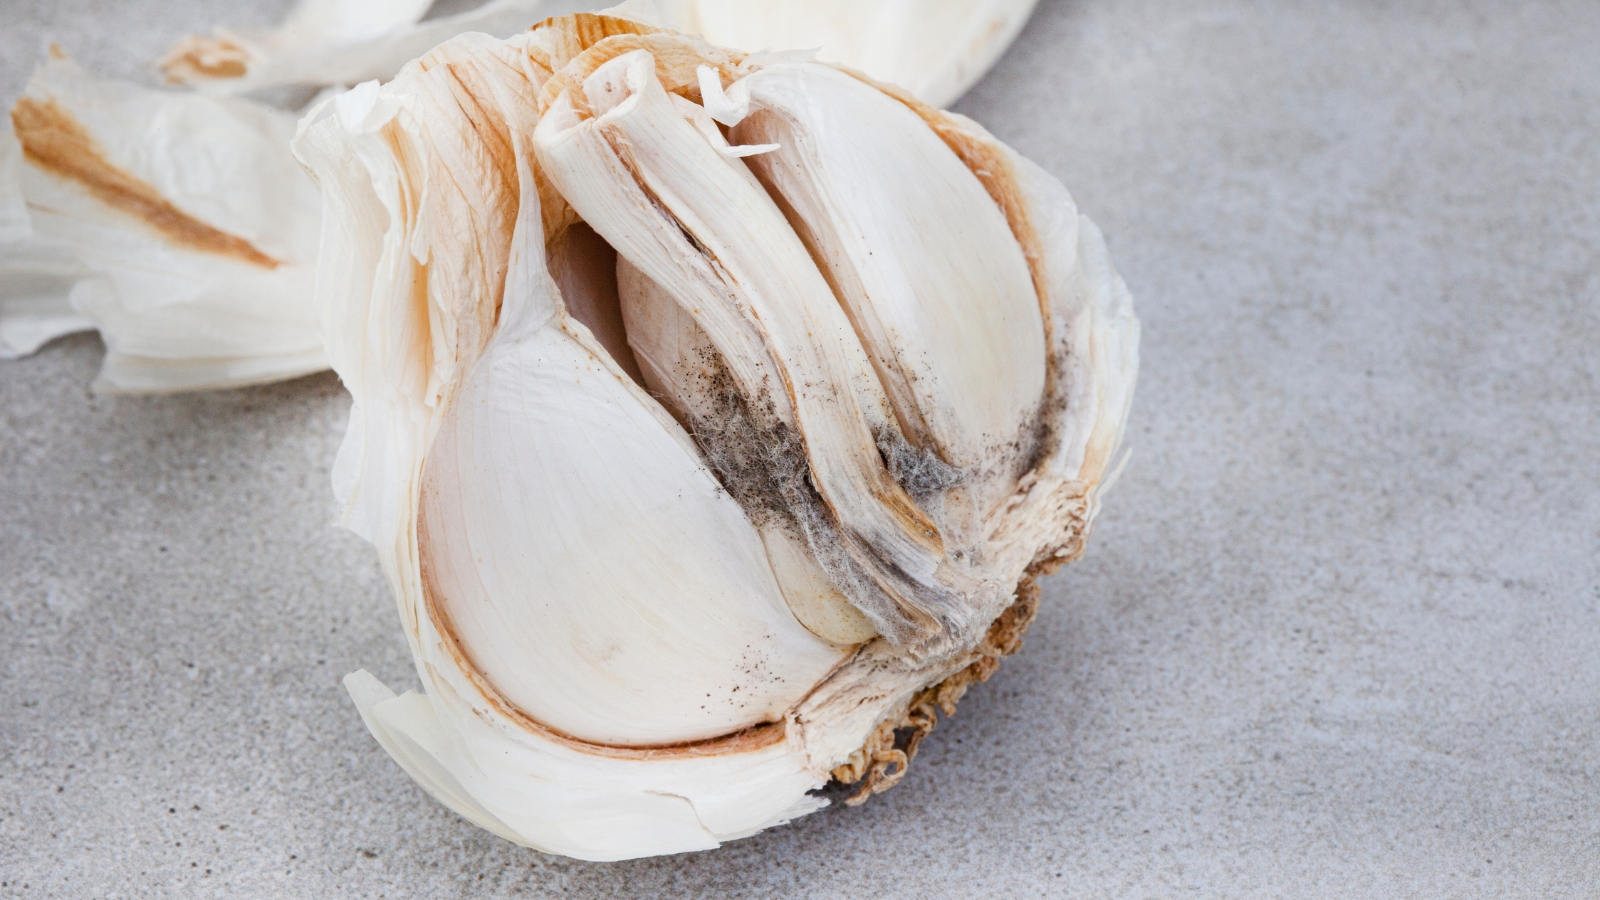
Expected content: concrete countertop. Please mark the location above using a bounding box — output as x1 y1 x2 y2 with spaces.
2 1 1596 896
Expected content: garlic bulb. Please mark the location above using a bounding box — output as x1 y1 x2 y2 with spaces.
4 51 324 391
293 10 1136 860
161 0 1037 108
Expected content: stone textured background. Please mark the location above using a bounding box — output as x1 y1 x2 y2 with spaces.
2 1 1597 896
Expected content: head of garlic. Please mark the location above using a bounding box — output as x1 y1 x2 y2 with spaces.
293 10 1137 861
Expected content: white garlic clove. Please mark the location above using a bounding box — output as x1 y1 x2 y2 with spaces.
727 63 1047 520
418 297 850 746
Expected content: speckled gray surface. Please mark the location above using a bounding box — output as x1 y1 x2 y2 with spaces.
3 1 1598 897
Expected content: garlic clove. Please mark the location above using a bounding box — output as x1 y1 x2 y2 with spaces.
756 525 879 646
419 305 850 746
728 63 1047 514
613 253 710 429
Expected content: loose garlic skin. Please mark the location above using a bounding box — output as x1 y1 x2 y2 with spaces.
3 52 324 390
294 10 1136 861
160 0 1039 109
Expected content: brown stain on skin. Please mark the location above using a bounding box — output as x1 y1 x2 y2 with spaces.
530 12 667 71
10 96 283 269
158 34 251 82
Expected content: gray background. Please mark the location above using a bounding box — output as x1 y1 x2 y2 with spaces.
2 0 1597 896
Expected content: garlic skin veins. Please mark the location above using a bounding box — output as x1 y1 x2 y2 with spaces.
294 11 1137 861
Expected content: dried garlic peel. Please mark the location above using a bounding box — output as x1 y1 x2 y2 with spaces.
160 0 559 96
4 0 1036 391
0 124 93 359
663 0 1041 108
160 0 1038 109
3 51 325 391
293 11 1136 860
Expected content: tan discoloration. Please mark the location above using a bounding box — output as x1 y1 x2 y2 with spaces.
528 12 668 115
10 96 283 269
536 31 746 116
158 34 252 82
531 11 666 63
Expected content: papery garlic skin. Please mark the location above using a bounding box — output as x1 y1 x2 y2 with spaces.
161 0 565 97
666 0 1040 108
161 0 1036 109
159 0 434 85
6 53 324 391
0 125 93 359
295 11 1136 861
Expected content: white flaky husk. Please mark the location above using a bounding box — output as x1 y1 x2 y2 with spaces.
6 0 1035 385
162 0 1037 108
5 51 324 391
294 12 1136 861
0 120 92 358
659 0 1039 108
159 0 557 96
